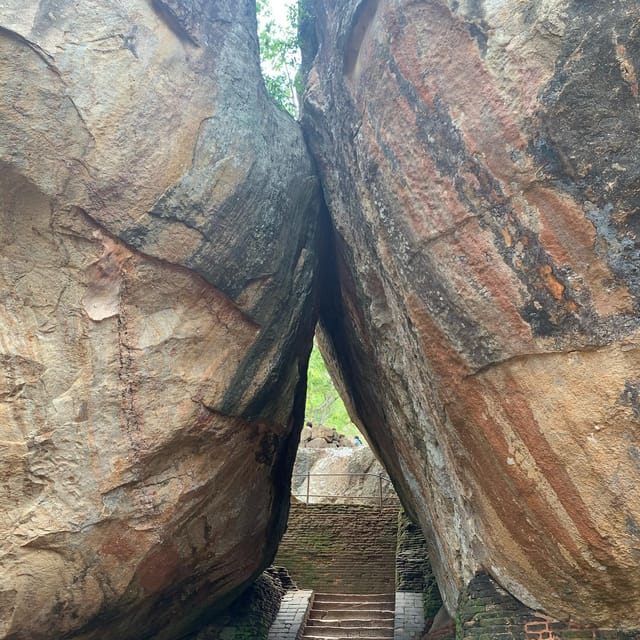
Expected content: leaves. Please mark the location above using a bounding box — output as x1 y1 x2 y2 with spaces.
305 342 361 438
256 0 301 116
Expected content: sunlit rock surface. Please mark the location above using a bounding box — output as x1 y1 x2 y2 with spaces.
292 433 394 504
302 0 640 627
0 1 320 638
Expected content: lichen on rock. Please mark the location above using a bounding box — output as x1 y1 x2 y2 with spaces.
0 1 321 638
301 0 640 627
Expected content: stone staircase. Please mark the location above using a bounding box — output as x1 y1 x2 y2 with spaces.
300 593 395 640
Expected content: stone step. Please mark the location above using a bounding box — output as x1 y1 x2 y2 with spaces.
301 637 393 640
307 618 393 628
301 630 393 640
313 597 394 607
308 610 393 622
299 592 395 640
312 602 394 612
313 593 394 603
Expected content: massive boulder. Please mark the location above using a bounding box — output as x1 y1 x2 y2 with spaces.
0 1 320 638
292 433 394 504
302 0 640 627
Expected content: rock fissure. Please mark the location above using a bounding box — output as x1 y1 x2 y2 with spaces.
2 0 640 637
0 25 60 75
147 208 211 243
460 344 620 379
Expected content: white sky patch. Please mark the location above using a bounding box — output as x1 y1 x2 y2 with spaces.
268 0 296 24
258 0 297 31
257 0 298 75
257 0 301 115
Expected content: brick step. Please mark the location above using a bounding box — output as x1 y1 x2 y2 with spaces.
313 593 394 603
309 610 393 621
307 618 393 628
299 592 395 640
301 631 393 640
313 603 394 611
301 637 393 640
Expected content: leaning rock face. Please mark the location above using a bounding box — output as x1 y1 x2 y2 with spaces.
303 0 640 626
0 1 320 638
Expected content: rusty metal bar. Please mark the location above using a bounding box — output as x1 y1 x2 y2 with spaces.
291 472 393 483
292 494 388 500
290 471 394 506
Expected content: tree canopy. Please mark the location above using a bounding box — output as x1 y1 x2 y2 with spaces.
305 342 361 438
256 0 301 116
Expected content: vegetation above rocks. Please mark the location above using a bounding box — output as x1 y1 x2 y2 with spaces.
305 342 361 438
256 0 301 116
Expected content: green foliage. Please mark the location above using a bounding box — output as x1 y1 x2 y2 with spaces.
305 342 361 438
256 0 301 116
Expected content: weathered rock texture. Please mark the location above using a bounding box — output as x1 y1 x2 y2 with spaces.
186 568 293 640
454 574 640 640
299 423 356 447
0 1 320 638
292 439 395 504
302 0 640 627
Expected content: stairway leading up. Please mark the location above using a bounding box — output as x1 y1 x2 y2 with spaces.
300 592 395 640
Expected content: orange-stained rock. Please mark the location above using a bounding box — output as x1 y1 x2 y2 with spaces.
302 0 640 627
0 1 321 638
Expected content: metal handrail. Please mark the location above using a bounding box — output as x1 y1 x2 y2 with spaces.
291 472 394 510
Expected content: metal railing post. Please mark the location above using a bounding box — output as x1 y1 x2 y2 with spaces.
290 472 393 506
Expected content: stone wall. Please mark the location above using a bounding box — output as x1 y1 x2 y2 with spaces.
395 510 431 591
275 502 399 593
456 575 640 640
187 569 290 640
396 511 442 625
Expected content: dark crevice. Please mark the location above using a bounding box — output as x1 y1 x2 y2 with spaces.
309 193 422 527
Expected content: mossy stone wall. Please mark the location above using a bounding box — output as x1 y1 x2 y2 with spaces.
395 510 443 625
275 502 399 593
187 570 286 640
456 574 640 640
